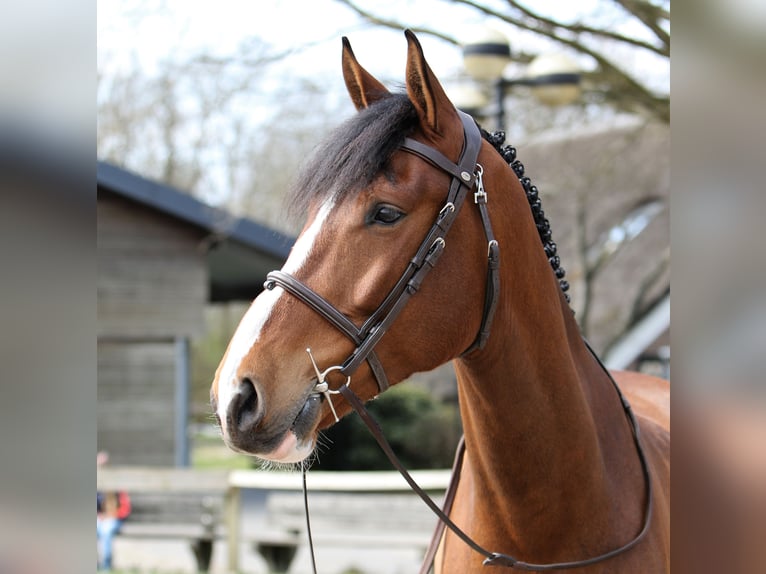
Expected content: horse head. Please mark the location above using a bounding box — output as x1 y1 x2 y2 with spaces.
210 31 526 463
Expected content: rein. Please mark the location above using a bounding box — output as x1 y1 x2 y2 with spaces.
336 357 654 571
267 110 653 571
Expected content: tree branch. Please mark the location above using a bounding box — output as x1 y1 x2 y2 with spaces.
334 0 669 123
503 0 668 57
334 0 459 45
450 0 668 122
611 0 670 50
629 248 670 324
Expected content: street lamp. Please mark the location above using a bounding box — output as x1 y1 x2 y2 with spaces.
458 28 582 131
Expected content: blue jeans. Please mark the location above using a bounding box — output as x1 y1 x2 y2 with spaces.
97 517 123 570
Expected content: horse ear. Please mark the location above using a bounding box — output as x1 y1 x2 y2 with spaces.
404 29 459 138
342 37 390 110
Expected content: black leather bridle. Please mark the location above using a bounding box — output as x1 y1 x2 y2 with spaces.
263 109 653 571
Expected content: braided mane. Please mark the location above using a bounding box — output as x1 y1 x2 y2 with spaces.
481 129 571 303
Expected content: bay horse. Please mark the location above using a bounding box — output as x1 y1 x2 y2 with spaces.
211 31 670 572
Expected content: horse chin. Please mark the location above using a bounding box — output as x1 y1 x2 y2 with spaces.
257 393 322 463
258 431 315 463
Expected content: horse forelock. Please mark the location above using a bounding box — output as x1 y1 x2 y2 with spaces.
287 93 418 218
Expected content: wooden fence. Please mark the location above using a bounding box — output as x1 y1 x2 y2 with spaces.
98 467 451 572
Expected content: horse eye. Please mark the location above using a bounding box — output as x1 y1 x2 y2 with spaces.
368 204 405 226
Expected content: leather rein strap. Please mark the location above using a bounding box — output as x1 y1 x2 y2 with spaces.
339 362 654 571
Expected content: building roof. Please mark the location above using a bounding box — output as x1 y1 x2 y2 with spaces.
97 161 294 301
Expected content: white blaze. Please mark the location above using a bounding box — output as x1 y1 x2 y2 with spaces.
216 200 334 432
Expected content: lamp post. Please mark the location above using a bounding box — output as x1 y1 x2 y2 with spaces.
458 28 582 132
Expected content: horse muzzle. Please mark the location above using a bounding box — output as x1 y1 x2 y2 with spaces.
220 379 322 463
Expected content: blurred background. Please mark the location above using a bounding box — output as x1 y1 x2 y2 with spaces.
2 0 765 572
96 0 670 474
94 2 673 571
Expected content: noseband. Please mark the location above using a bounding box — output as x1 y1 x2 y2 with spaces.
264 110 498 394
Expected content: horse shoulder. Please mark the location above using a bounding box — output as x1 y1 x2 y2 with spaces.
611 371 671 572
612 370 670 431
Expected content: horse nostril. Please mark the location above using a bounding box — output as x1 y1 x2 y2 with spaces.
228 377 262 433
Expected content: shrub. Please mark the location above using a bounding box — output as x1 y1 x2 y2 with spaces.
313 384 461 470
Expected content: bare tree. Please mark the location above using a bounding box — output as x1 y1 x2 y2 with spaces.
97 35 347 234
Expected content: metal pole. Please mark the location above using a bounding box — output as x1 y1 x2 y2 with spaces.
174 337 190 467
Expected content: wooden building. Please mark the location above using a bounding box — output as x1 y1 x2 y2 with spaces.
97 162 292 466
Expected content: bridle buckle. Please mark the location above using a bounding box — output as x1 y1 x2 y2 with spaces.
473 164 487 204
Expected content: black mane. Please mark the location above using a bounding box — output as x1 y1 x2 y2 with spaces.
288 93 418 217
481 128 570 303
287 94 569 302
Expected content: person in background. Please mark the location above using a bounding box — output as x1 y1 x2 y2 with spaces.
96 451 131 571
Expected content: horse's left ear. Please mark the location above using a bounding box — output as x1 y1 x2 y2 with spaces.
342 36 390 110
404 29 460 139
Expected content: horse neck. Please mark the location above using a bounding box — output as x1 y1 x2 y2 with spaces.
452 200 645 555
